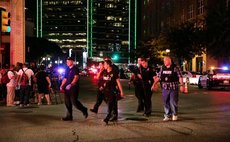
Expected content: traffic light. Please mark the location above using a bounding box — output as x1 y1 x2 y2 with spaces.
0 8 10 33
112 54 119 61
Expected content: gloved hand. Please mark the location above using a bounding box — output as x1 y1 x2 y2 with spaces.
65 84 72 90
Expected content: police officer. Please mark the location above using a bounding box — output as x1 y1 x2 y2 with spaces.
129 57 144 112
102 60 124 124
90 61 105 113
60 57 88 121
139 57 156 117
152 56 184 121
103 56 120 120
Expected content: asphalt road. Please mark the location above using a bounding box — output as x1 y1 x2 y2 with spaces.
0 76 230 142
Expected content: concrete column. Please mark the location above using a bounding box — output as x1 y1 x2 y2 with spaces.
10 0 25 64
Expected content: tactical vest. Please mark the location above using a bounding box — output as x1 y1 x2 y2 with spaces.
160 65 179 82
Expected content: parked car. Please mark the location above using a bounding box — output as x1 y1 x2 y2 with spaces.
198 67 230 89
182 71 201 85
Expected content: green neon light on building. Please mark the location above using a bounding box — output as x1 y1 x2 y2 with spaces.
36 0 38 37
128 0 131 63
134 0 137 50
41 0 42 37
90 0 93 57
87 0 89 57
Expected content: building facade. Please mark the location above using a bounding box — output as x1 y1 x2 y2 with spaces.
37 0 136 65
0 0 25 66
142 0 230 72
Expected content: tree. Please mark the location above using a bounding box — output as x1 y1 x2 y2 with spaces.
165 22 205 65
26 37 63 62
205 6 230 64
135 37 163 66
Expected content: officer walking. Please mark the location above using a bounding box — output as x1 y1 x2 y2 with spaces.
129 57 144 112
90 61 105 113
139 57 156 117
152 56 184 121
60 57 88 121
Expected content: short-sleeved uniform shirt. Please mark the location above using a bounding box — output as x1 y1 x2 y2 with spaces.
102 69 119 95
64 65 79 88
140 66 156 86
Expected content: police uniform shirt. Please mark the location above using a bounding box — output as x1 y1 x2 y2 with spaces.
102 69 119 93
140 66 156 85
158 65 183 90
64 65 79 87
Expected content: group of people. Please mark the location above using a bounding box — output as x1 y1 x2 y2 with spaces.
60 55 184 124
0 55 184 124
0 62 52 107
129 56 184 121
59 57 124 124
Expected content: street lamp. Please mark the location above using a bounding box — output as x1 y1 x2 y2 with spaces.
166 49 170 55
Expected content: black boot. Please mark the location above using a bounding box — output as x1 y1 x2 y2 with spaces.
61 116 73 121
90 108 98 114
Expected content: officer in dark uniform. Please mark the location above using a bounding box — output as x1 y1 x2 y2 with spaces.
103 56 120 120
129 57 144 112
152 56 184 121
139 57 156 117
60 57 88 121
102 60 124 124
90 61 105 113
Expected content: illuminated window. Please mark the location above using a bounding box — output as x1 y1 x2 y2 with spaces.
105 4 114 8
113 23 122 27
107 16 114 20
121 41 129 45
198 0 204 15
188 4 194 19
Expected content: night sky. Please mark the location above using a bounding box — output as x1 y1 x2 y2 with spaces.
25 0 36 18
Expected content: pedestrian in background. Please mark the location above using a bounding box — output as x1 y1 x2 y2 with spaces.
152 56 184 121
17 63 34 107
34 65 51 105
60 57 88 121
6 65 16 107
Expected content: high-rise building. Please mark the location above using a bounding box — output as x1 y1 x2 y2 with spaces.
37 0 137 65
38 0 87 50
89 0 130 63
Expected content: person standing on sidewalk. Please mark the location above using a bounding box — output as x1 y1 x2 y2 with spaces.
6 65 16 107
60 57 88 121
34 65 51 105
17 63 34 107
151 56 184 121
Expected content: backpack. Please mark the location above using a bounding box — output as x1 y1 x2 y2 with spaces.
20 69 29 86
1 71 10 84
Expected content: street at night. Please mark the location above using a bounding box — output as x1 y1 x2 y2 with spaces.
1 77 230 142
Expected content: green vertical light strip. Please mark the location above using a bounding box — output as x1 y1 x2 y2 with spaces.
87 0 89 57
41 0 43 37
36 0 39 37
90 0 93 57
134 0 137 50
128 0 131 63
